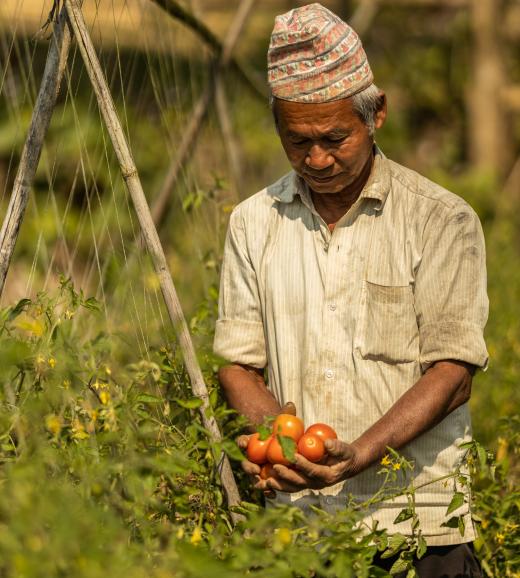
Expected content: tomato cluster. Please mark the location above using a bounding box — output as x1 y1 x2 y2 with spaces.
246 414 338 479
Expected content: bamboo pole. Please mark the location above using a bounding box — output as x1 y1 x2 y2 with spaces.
63 0 243 521
0 4 75 298
150 0 255 228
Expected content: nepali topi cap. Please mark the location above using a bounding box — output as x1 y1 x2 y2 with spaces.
267 3 373 103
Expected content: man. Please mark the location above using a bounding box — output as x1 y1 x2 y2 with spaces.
214 3 488 576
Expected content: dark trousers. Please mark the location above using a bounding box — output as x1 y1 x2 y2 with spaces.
374 542 483 578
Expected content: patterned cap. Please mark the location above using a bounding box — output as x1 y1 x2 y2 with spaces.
268 3 373 103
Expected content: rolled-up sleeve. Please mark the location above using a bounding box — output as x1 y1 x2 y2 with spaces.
414 203 489 371
213 209 266 368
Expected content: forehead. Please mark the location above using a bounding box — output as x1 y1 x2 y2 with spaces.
275 97 359 134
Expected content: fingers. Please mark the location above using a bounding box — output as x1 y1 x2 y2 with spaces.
280 401 296 415
324 439 355 460
236 434 251 450
241 459 260 476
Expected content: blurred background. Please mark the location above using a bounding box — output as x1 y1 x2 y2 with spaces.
0 0 519 446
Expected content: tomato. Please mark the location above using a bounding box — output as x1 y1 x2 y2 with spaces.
259 463 276 480
272 414 305 442
297 433 325 463
266 437 292 466
246 433 273 465
304 423 337 442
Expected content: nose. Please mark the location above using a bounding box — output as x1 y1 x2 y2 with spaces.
305 143 334 171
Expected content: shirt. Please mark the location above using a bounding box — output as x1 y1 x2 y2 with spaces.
213 148 489 545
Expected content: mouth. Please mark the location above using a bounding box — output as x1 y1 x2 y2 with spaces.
305 173 338 183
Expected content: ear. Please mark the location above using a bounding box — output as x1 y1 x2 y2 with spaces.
374 91 387 130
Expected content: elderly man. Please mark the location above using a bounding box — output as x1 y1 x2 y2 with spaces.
214 3 487 576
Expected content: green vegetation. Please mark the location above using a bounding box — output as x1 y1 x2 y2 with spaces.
0 1 519 575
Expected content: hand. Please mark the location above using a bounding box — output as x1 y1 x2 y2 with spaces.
254 438 361 494
236 401 297 498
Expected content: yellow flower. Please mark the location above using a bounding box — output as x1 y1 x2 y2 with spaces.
276 527 292 546
176 527 184 540
104 366 112 376
380 455 391 466
90 410 98 422
48 357 56 368
392 462 401 471
99 391 111 405
481 519 489 529
36 354 45 366
190 527 202 545
62 379 71 389
64 309 74 320
496 437 508 462
496 532 505 545
45 414 62 436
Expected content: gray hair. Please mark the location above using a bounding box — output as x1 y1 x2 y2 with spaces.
351 84 384 136
269 83 384 136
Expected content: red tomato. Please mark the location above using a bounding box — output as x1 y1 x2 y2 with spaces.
297 434 325 463
246 433 272 465
304 423 338 443
266 437 292 466
272 414 305 442
259 463 276 480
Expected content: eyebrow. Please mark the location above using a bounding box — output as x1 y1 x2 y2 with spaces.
287 128 351 139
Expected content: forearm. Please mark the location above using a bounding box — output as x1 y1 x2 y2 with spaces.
218 363 282 431
351 360 474 473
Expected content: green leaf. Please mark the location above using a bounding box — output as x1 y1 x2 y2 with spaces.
257 424 271 441
394 507 414 525
278 434 296 463
406 568 418 578
441 516 460 529
416 535 427 559
389 554 412 575
221 439 246 461
381 533 407 558
446 492 465 515
174 397 203 409
82 297 100 311
458 515 466 537
136 393 162 404
7 298 31 321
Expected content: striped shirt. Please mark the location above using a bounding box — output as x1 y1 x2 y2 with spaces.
214 148 489 545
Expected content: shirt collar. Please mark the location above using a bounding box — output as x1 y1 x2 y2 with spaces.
268 145 391 212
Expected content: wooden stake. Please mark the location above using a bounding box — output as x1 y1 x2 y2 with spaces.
63 0 243 521
0 5 75 298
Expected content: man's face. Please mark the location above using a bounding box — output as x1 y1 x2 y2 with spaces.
275 97 384 195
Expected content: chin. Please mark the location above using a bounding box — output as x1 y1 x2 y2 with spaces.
305 178 350 194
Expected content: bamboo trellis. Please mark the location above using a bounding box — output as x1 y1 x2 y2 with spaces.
0 0 245 523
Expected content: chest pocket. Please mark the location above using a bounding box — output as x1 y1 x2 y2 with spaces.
356 281 419 363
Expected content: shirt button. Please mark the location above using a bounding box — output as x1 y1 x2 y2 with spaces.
325 496 334 505
328 304 337 311
325 369 334 379
324 243 329 252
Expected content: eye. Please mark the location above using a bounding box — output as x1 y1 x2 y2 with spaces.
325 135 347 144
289 137 309 145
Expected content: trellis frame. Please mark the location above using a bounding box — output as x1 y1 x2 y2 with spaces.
0 0 246 522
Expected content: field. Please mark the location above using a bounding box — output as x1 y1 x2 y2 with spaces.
0 1 519 576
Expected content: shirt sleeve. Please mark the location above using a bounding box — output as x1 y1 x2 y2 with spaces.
414 202 489 372
213 208 267 368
